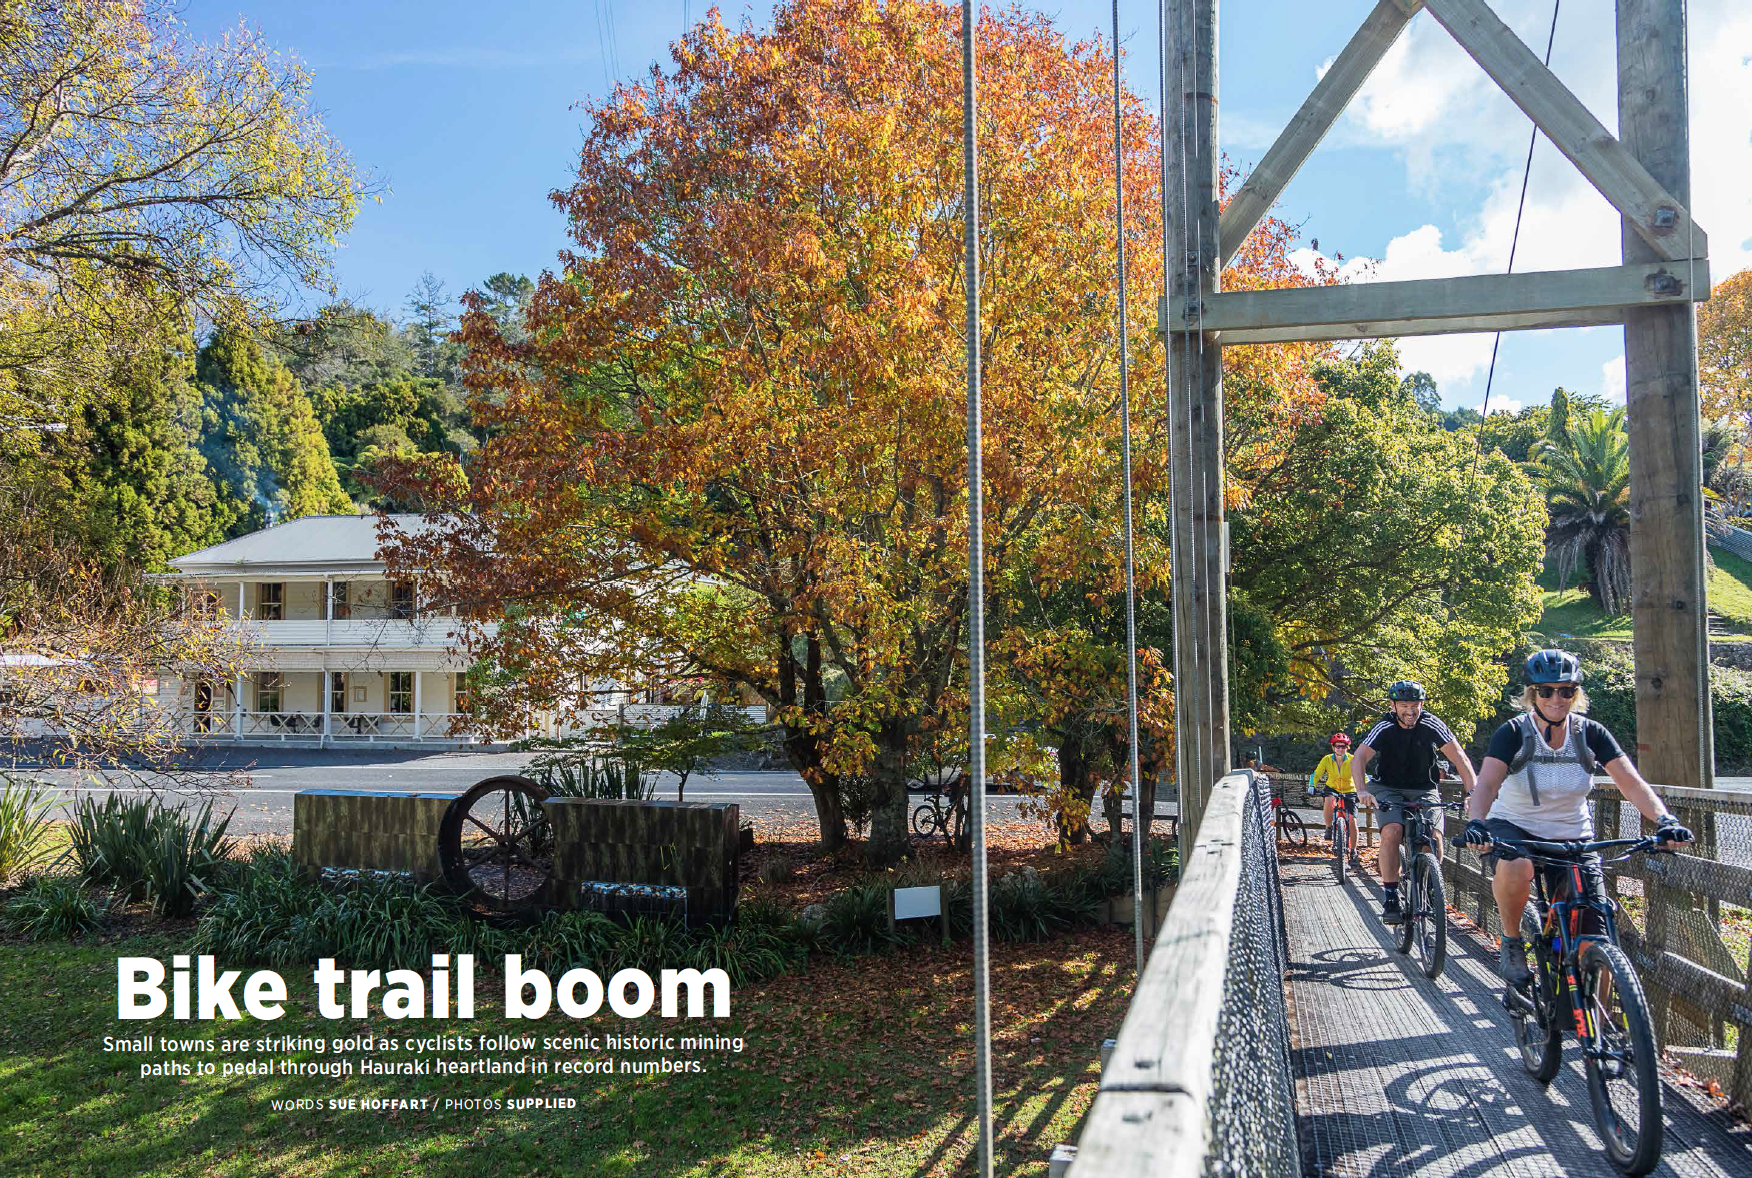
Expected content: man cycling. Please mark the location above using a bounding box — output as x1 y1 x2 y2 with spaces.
1351 681 1477 925
1309 732 1354 840
1461 649 1691 984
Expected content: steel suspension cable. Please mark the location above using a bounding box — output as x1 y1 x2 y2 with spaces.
960 3 994 1176
1112 0 1146 979
1419 0 1560 692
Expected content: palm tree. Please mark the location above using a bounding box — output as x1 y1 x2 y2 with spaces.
1532 408 1632 613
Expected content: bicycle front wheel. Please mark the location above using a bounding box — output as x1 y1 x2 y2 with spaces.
1279 809 1308 849
1580 940 1663 1175
911 803 942 840
1408 852 1447 978
1333 814 1349 883
1515 908 1564 1082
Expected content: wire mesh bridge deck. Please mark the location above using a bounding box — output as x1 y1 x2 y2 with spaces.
1285 854 1751 1176
1066 770 1752 1177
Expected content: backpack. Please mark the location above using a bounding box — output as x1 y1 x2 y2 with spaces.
1504 712 1597 806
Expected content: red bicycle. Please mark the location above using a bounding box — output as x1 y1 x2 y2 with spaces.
1269 785 1308 848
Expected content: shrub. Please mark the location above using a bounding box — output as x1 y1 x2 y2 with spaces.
686 921 801 985
2 875 104 940
526 753 653 800
604 915 694 974
757 859 794 886
990 872 1067 943
819 882 903 955
517 909 617 974
70 794 232 915
192 849 329 966
0 774 56 882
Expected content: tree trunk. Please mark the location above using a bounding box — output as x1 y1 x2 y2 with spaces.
1055 740 1092 847
780 633 846 851
865 717 912 866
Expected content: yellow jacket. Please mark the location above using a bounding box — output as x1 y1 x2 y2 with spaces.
1311 753 1355 795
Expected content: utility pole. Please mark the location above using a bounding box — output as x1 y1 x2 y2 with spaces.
1164 0 1231 860
1617 0 1712 793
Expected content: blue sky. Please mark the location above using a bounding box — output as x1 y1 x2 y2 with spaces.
183 1 1751 415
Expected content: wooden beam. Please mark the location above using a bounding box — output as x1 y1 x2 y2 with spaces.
1164 259 1708 344
1422 0 1707 262
1076 772 1254 1177
1219 0 1418 268
1616 0 1713 799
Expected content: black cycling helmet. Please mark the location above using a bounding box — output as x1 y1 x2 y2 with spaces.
1525 648 1583 685
1387 680 1427 701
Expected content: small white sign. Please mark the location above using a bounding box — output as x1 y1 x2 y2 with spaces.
893 885 942 920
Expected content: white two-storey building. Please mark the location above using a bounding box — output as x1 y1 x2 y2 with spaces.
157 514 769 749
160 514 487 747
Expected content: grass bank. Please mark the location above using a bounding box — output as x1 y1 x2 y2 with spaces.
0 927 1130 1177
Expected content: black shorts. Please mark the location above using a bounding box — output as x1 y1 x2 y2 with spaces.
1483 817 1611 934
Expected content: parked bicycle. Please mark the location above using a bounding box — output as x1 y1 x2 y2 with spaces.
1493 834 1671 1176
1269 785 1308 849
1311 785 1360 883
1390 797 1464 978
908 776 968 849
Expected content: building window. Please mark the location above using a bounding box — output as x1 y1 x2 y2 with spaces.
332 582 351 620
388 672 413 714
258 582 284 621
329 672 346 714
390 580 415 620
257 672 284 714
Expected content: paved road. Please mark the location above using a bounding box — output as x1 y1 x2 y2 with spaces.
18 748 1036 836
1285 856 1752 1176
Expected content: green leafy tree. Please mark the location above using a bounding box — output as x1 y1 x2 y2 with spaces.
478 273 536 344
1400 370 1441 415
607 706 767 802
272 302 416 390
1230 344 1547 733
0 0 370 422
1533 407 1632 612
1474 404 1549 463
308 376 470 506
196 331 354 533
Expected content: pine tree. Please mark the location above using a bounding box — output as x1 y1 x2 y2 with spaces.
197 331 355 535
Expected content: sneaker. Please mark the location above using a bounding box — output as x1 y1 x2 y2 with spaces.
1499 937 1532 986
1382 896 1404 925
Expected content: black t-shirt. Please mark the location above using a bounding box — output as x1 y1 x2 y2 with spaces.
1483 714 1624 767
1360 712 1457 789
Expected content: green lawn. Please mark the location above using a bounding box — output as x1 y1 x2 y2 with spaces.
1534 547 1752 643
0 929 1130 1178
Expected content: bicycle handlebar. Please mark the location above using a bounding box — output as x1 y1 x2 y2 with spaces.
1479 834 1676 864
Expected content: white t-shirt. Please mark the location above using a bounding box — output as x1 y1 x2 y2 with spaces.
1484 715 1622 839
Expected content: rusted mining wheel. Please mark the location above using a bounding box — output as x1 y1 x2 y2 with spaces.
438 775 554 913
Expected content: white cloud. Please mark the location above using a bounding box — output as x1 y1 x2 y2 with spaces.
1602 354 1626 403
1296 1 1752 389
1485 397 1523 416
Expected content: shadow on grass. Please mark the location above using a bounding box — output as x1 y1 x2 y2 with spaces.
0 928 1134 1178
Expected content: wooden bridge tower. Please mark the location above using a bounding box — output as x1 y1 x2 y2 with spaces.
1165 0 1715 849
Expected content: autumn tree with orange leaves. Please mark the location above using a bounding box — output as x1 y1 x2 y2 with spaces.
383 0 1330 863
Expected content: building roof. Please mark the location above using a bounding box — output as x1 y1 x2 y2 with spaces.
167 515 437 576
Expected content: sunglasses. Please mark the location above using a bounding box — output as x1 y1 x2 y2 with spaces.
1535 685 1579 699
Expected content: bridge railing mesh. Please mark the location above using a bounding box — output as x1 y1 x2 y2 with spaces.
1440 780 1752 1110
1070 769 1299 1178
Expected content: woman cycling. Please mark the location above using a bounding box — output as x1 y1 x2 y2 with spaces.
1309 732 1354 840
1461 649 1692 986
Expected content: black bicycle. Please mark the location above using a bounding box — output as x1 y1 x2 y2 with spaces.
1492 835 1671 1176
1391 798 1464 979
1311 786 1360 884
907 776 968 849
